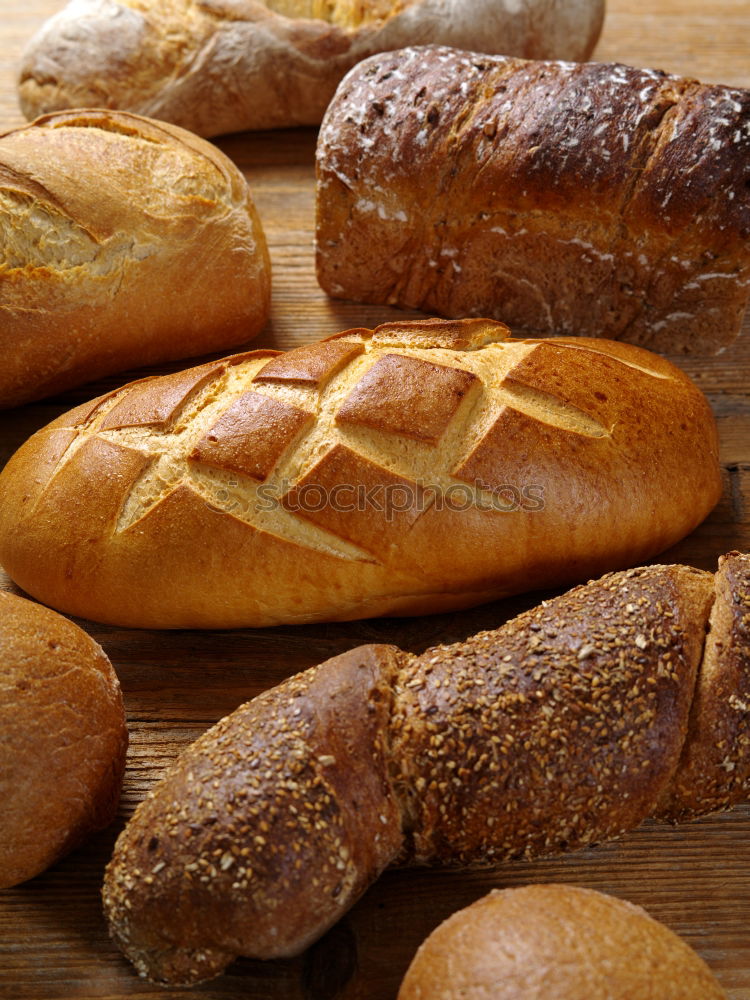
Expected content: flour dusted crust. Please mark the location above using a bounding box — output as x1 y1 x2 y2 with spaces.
0 109 270 407
316 46 750 354
0 318 721 628
18 0 605 136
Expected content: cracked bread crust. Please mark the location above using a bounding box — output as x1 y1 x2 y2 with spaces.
0 109 270 408
17 0 605 137
0 317 721 628
316 46 750 354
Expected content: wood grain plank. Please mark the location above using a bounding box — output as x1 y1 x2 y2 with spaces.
1 0 750 998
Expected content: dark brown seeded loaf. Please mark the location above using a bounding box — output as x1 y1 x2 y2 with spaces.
316 47 750 354
102 553 750 986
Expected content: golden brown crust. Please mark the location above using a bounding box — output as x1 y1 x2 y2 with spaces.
0 318 722 628
316 47 750 354
103 557 749 985
18 0 605 137
397 886 727 999
190 391 315 481
253 339 365 386
0 109 270 408
336 353 479 443
0 592 127 889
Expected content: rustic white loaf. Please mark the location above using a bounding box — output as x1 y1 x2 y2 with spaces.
0 109 270 408
17 0 605 137
0 318 722 628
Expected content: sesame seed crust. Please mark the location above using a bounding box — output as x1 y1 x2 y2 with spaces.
103 644 404 985
104 558 750 986
390 563 713 866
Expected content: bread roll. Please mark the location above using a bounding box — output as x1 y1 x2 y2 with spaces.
102 554 749 985
316 47 750 354
0 592 127 889
0 317 722 628
17 0 605 138
397 886 727 999
0 109 270 408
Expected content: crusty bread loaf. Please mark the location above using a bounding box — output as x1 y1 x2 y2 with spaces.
102 554 749 985
0 592 127 889
0 109 270 408
17 0 605 137
316 46 750 355
397 885 727 999
0 317 722 628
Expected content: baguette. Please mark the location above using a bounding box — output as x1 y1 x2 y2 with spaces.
17 0 605 138
0 591 127 888
102 553 750 985
316 47 750 355
0 317 722 628
397 885 727 999
0 109 270 408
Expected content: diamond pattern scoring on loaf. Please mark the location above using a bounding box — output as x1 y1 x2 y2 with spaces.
66 329 679 559
336 353 478 444
252 340 365 387
282 444 426 556
189 390 315 482
452 405 603 496
501 343 624 426
99 363 226 431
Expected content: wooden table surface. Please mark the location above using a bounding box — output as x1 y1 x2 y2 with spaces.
1 1 749 997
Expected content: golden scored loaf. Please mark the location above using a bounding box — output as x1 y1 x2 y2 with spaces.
0 592 127 889
0 109 270 408
397 886 727 999
17 0 605 137
316 47 750 354
102 554 750 985
0 318 721 628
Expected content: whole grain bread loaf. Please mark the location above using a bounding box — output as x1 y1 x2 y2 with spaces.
0 318 722 628
0 109 270 408
316 46 750 354
18 0 605 137
102 553 750 985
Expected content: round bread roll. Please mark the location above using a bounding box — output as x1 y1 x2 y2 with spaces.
0 592 128 889
398 885 727 1000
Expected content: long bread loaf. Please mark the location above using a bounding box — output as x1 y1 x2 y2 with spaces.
17 0 605 137
102 552 750 985
0 109 270 408
316 47 750 354
0 318 721 628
